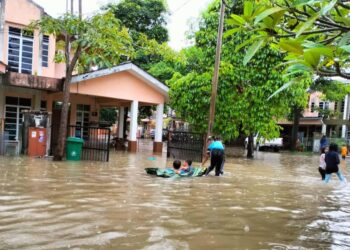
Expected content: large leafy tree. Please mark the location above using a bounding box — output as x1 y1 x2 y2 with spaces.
105 0 169 71
31 11 133 161
169 0 306 158
106 0 168 43
102 0 172 121
226 0 350 82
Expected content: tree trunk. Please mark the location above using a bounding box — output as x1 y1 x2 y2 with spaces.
247 133 254 158
291 106 302 151
53 75 72 161
53 44 81 161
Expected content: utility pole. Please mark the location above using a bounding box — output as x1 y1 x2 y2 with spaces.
206 0 226 138
79 0 82 19
70 0 74 14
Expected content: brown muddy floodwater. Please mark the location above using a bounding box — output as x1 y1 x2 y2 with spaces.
0 148 350 249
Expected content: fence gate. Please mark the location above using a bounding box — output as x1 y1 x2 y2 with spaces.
166 130 205 163
68 126 111 162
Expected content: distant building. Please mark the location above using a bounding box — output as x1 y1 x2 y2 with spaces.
278 91 350 149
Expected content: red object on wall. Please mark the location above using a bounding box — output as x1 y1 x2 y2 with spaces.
28 128 47 157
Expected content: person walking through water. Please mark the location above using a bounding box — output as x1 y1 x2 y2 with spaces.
324 143 346 183
202 136 225 176
318 147 327 180
320 134 329 152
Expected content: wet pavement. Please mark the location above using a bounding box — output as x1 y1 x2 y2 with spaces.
1 147 350 249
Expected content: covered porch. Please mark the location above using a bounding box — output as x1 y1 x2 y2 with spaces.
48 63 168 154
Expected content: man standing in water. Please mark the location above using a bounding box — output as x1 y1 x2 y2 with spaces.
320 134 329 152
202 136 225 176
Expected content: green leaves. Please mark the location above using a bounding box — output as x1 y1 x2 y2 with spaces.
296 15 318 37
278 40 303 54
321 0 337 15
254 7 285 25
32 10 134 74
229 14 246 25
244 1 254 17
243 38 265 65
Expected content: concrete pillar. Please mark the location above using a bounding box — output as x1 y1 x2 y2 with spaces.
118 107 124 139
128 100 138 152
322 123 327 135
153 103 164 154
342 94 349 138
34 91 41 110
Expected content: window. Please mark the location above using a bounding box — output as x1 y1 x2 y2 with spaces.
8 27 33 74
334 102 338 112
341 100 345 113
318 101 329 117
311 102 315 112
42 35 49 67
40 100 47 111
4 96 31 141
76 104 90 139
318 102 329 117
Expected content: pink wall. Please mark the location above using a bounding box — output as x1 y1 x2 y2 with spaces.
3 0 59 78
70 71 166 105
47 92 100 125
305 92 336 117
4 0 42 26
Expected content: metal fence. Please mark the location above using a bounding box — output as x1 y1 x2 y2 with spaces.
68 126 111 162
166 130 204 163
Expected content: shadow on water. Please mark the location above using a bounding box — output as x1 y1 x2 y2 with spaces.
0 149 350 249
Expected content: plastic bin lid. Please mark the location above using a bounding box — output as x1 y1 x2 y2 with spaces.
66 137 84 143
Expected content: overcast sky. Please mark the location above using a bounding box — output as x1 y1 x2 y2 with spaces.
32 0 212 50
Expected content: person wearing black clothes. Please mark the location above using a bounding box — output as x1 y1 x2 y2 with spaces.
324 143 346 183
202 136 225 176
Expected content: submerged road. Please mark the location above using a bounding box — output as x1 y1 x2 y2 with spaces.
0 150 349 249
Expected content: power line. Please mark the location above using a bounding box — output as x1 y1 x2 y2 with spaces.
172 0 194 14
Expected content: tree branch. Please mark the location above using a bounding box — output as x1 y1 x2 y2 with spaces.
276 27 342 38
322 32 342 45
339 2 350 10
317 63 350 80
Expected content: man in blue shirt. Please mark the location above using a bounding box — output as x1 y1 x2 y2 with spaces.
202 136 225 176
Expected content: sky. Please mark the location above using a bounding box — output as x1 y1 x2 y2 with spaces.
32 0 213 50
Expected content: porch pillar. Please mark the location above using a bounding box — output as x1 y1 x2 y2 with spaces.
153 103 164 154
322 124 327 135
118 107 125 139
128 100 138 152
342 94 349 138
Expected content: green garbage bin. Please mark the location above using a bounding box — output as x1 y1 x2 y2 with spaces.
66 137 84 161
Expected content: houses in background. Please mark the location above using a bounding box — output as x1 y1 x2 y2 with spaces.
0 0 169 156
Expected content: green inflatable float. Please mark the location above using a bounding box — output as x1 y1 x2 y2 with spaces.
145 167 207 178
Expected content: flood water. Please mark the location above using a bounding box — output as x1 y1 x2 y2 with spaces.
1 147 350 249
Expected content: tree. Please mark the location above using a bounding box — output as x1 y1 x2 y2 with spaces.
31 11 133 161
106 0 168 43
226 0 350 83
102 0 173 121
169 0 306 158
105 0 170 72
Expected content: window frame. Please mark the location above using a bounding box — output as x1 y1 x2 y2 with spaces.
8 26 34 74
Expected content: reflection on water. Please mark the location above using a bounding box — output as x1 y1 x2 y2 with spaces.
1 150 350 249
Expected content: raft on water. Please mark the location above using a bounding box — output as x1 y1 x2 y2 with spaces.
145 167 207 178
